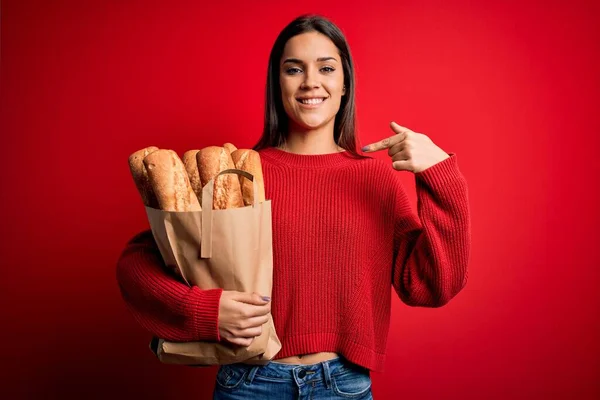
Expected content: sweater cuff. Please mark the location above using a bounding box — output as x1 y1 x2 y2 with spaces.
189 287 223 342
415 153 464 189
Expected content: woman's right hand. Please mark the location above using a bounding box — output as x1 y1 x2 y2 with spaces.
218 291 272 347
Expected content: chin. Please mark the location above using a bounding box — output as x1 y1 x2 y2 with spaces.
298 120 327 130
292 115 333 131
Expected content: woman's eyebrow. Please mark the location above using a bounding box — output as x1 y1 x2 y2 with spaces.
282 56 339 65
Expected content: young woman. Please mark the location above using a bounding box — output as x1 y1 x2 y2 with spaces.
116 14 470 400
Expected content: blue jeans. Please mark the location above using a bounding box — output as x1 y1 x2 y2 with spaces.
213 356 373 399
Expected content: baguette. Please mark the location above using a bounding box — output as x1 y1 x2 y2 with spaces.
143 149 201 212
196 146 244 210
128 146 160 208
182 149 202 204
223 142 237 154
231 149 266 206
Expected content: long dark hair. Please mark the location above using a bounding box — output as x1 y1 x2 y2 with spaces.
252 14 366 159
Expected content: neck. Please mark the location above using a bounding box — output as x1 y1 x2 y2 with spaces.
279 120 344 155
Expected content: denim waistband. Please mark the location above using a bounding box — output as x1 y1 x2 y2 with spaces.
236 356 369 387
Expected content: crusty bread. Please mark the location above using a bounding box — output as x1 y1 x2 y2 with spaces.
128 146 160 208
143 149 201 212
231 149 266 206
182 149 202 204
196 146 244 210
223 143 237 154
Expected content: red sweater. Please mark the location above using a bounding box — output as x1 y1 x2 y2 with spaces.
116 147 470 372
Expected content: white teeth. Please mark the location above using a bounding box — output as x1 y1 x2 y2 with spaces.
299 98 325 105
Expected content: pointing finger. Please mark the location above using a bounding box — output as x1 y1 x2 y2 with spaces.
362 132 406 153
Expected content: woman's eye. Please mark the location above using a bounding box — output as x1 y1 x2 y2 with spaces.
284 66 335 75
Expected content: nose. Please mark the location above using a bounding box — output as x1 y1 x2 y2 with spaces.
300 67 320 89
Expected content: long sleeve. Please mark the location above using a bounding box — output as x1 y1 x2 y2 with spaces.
392 154 471 307
115 229 223 341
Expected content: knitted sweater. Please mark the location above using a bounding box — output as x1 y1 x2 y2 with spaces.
116 147 470 372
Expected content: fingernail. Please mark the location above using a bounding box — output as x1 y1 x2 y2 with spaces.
361 146 368 152
261 296 271 302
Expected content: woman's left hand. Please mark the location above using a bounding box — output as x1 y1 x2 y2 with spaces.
362 121 450 173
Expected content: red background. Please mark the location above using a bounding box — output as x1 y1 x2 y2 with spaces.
1 0 599 398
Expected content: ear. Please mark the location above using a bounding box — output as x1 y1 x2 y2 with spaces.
342 84 347 96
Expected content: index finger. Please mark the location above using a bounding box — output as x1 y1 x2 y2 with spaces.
362 132 406 153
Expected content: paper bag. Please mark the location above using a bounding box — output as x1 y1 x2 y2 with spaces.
145 168 281 365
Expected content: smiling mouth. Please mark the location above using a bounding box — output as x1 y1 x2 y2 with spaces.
296 97 328 105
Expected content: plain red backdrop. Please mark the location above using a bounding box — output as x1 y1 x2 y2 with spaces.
1 0 599 398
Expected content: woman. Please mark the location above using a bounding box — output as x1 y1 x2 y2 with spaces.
116 14 470 400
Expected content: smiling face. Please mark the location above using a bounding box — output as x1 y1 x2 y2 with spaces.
279 31 346 133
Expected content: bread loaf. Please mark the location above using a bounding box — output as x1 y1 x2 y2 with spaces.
231 149 266 206
196 146 244 210
182 149 202 204
223 143 237 154
143 149 201 212
128 146 160 208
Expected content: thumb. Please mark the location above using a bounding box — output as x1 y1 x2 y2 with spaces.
236 291 271 305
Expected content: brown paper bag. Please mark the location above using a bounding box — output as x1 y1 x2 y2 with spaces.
145 169 281 365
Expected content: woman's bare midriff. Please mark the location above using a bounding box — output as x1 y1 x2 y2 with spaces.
273 352 339 365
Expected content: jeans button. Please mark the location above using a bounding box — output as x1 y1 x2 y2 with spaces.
298 369 306 378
